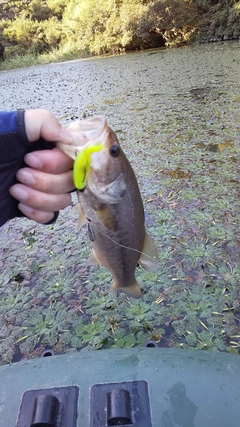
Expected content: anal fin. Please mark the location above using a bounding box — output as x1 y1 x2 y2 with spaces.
87 249 102 267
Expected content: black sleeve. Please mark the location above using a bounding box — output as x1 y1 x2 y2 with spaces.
0 110 58 227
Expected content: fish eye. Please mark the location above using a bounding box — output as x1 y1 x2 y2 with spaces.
109 144 120 157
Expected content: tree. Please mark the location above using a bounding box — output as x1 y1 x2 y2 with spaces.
145 0 198 46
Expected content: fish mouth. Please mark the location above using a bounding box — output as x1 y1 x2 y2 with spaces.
69 115 107 144
58 116 109 159
88 173 126 204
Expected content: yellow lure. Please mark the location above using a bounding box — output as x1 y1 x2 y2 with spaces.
73 143 104 190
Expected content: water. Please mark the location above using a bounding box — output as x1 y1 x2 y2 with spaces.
0 42 240 363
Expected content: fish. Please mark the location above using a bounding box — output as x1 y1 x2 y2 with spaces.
57 116 159 298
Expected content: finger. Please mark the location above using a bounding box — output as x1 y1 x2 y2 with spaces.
18 203 55 224
9 184 72 211
24 109 75 144
24 148 74 174
16 167 75 194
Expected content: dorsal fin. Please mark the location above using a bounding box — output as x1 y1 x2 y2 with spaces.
138 230 159 272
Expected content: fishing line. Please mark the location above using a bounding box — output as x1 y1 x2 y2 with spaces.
93 226 158 264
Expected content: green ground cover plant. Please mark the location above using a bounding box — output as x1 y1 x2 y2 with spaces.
0 41 239 364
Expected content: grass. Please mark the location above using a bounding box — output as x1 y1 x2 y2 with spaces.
0 45 91 71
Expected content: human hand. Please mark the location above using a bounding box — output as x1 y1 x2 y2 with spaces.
9 148 74 223
9 110 75 224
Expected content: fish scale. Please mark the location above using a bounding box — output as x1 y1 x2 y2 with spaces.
78 173 145 294
57 116 159 298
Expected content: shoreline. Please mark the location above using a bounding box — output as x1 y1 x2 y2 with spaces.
1 36 240 73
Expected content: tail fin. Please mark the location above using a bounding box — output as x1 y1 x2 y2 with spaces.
111 280 142 299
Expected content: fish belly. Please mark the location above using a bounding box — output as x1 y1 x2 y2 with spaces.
79 187 145 290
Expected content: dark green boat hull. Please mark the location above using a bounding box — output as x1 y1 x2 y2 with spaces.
0 348 239 426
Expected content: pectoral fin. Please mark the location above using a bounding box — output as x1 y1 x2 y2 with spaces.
96 205 118 231
138 230 159 272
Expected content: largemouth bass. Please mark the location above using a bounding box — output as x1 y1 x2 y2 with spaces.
58 116 159 298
